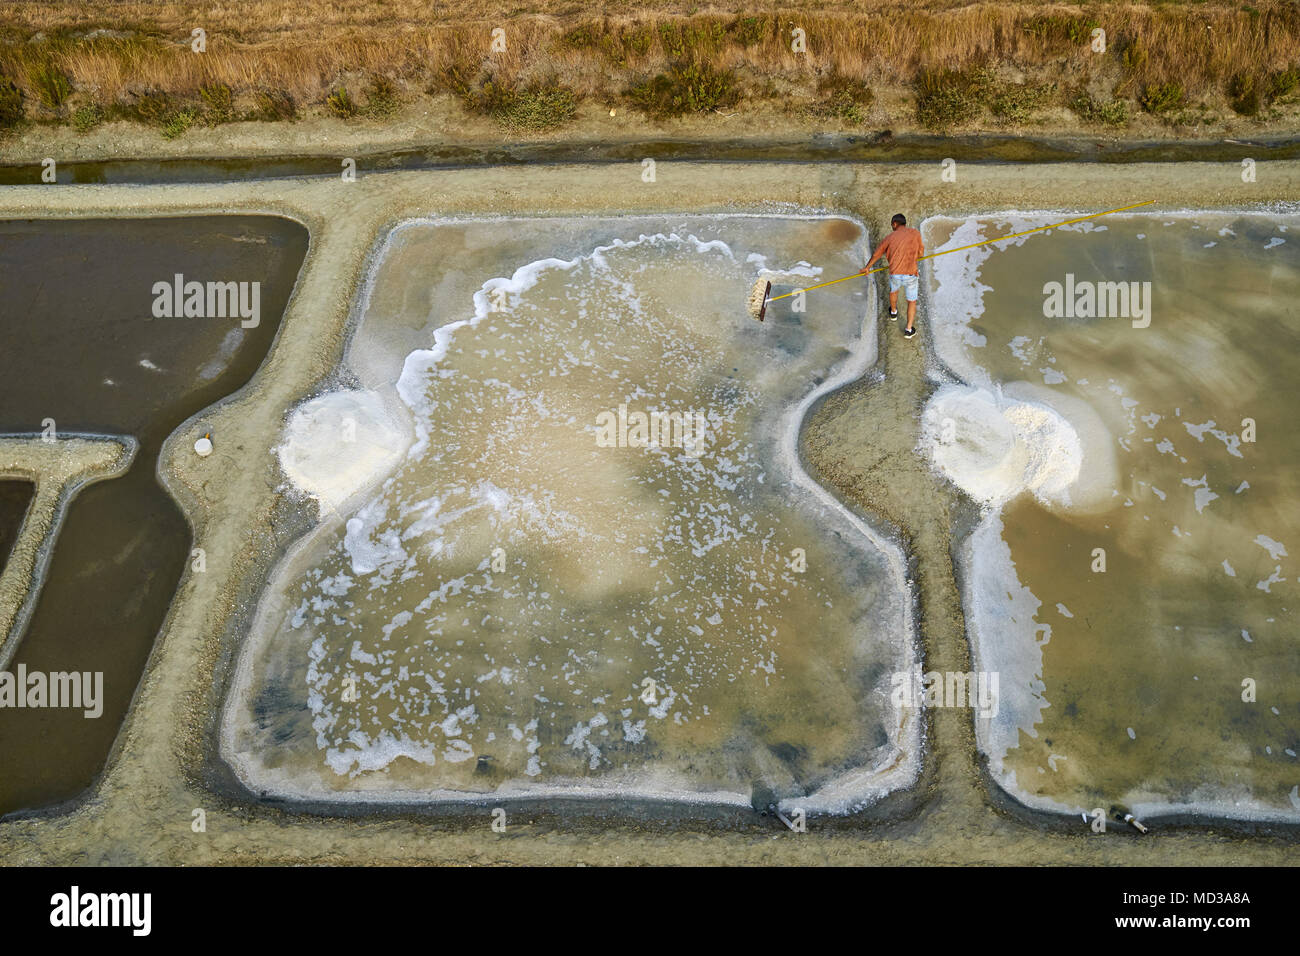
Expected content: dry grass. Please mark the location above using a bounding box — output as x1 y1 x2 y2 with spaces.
1 2 1298 132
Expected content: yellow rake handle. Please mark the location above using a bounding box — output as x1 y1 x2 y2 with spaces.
767 199 1155 303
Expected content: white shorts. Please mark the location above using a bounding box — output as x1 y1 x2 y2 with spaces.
889 273 919 302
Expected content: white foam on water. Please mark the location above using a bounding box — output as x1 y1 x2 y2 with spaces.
1256 567 1286 592
1181 475 1219 513
342 503 409 577
1183 420 1244 458
198 327 245 381
394 231 734 461
1255 534 1288 561
745 250 824 280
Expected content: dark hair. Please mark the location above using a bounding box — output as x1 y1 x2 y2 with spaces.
891 213 907 227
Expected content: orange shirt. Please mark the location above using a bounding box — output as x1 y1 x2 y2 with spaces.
872 226 924 275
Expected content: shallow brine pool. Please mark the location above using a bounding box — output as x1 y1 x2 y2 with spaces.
223 215 919 813
921 210 1300 821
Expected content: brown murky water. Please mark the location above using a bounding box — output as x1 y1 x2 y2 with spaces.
0 217 307 815
0 480 34 575
925 212 1300 817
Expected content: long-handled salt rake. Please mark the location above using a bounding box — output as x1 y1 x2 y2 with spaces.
745 199 1156 322
746 269 879 322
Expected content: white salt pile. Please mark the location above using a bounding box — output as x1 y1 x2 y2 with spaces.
278 389 411 514
919 383 1112 510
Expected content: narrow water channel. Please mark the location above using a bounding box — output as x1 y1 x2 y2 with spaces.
0 480 34 576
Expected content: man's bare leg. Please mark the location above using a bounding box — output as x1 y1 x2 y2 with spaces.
889 289 899 317
906 299 917 332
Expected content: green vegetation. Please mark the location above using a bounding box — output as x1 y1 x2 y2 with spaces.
431 61 475 99
916 67 1058 129
1022 14 1100 46
1271 66 1300 99
27 62 71 111
1225 65 1299 116
555 24 600 52
1227 72 1260 115
159 106 198 139
1068 91 1129 126
199 83 235 124
656 22 688 59
915 67 990 130
1118 34 1149 77
557 22 661 67
618 25 655 58
364 75 401 118
72 103 103 132
656 20 727 60
115 87 229 137
1170 106 1219 127
124 91 168 124
467 80 579 132
253 88 297 121
0 76 23 128
1140 81 1185 114
126 92 193 138
626 62 738 117
810 72 874 124
989 81 1055 124
1 8 1297 140
326 86 358 118
620 25 654 58
727 15 770 47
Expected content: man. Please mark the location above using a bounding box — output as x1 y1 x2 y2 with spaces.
862 213 924 339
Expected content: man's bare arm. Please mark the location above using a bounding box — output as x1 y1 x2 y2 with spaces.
861 244 886 273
